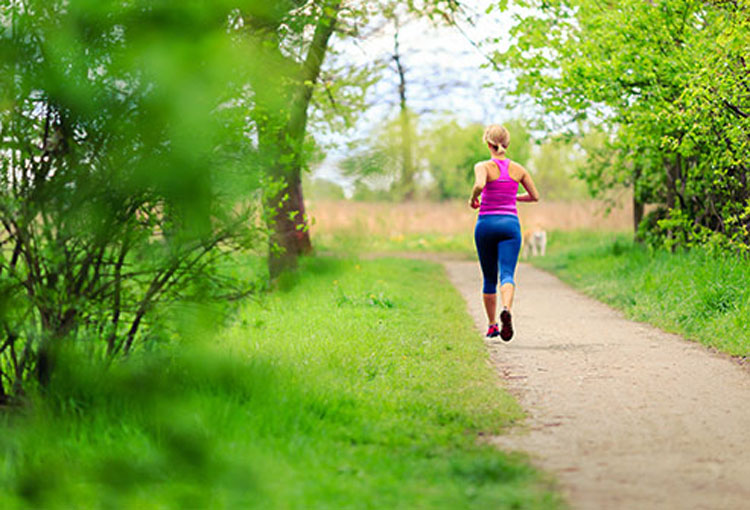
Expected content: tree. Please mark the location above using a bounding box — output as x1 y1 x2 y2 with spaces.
528 139 588 201
0 1 268 399
241 1 342 278
421 120 485 200
491 0 750 248
392 18 418 200
339 115 410 200
244 0 464 276
335 17 422 202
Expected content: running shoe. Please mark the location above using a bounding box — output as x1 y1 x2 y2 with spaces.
486 323 500 338
499 309 513 341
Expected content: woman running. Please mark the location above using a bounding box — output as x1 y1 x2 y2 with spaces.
469 124 539 341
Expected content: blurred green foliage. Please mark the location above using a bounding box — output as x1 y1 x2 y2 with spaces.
494 0 750 250
423 120 488 200
0 1 273 399
529 138 590 201
340 111 419 201
0 0 494 398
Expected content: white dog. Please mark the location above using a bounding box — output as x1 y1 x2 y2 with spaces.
523 228 547 258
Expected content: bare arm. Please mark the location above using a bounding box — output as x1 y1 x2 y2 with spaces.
469 163 487 208
517 167 540 203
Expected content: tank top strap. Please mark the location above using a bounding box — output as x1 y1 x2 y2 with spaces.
492 158 510 180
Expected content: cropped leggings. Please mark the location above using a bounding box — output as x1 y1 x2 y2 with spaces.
474 214 522 294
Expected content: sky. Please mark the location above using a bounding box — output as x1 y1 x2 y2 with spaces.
312 0 534 188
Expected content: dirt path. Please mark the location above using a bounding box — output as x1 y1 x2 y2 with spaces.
444 261 750 510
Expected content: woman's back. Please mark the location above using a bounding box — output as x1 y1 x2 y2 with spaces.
479 158 519 216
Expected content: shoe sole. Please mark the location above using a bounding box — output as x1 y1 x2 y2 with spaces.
500 310 513 341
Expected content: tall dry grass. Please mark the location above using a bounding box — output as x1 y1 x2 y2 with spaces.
307 199 634 239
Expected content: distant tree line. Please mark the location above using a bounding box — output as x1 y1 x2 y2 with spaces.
336 116 589 202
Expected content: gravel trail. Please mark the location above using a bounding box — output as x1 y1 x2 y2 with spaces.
444 261 750 510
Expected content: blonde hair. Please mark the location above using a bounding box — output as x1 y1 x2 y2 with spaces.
483 124 510 155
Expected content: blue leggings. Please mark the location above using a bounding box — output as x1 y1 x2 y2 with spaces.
474 214 522 294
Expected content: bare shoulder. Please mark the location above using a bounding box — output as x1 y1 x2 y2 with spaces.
474 160 494 178
508 160 527 181
475 160 493 172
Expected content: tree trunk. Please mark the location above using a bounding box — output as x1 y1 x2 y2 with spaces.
393 22 415 200
633 196 645 242
268 170 311 277
36 307 78 386
665 157 678 211
633 165 644 242
265 1 341 279
398 107 415 200
664 156 680 248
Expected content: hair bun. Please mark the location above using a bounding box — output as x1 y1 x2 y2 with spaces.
483 124 510 153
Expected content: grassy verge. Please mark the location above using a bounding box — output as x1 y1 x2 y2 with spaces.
0 257 561 509
530 231 750 357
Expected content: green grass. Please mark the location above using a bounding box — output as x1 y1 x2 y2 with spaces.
531 231 750 357
0 257 561 509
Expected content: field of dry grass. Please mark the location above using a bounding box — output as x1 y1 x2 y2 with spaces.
307 199 634 239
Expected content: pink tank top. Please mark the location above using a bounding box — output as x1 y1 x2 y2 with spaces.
479 159 519 216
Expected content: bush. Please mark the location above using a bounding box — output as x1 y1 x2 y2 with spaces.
0 1 268 400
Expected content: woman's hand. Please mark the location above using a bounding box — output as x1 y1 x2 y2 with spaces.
469 197 480 209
